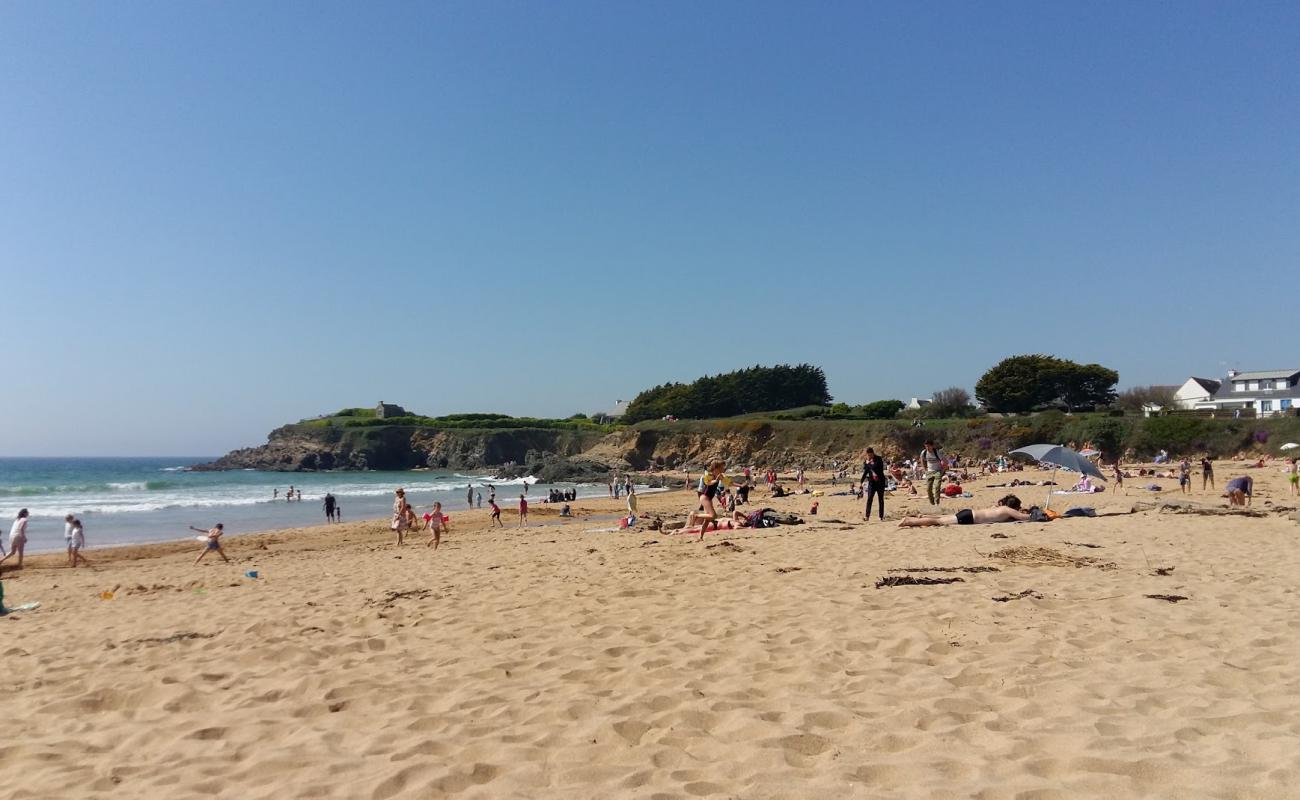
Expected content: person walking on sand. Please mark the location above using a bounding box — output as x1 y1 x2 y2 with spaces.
518 494 528 527
1201 456 1215 491
64 514 89 568
1 509 30 570
489 497 503 527
1113 461 1125 495
191 523 230 564
1288 458 1299 497
626 486 638 516
861 447 887 521
425 501 448 550
323 492 336 523
920 441 945 506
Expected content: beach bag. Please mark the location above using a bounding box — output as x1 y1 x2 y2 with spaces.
1028 507 1050 522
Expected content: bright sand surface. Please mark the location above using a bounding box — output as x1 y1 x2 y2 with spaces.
3 463 1300 799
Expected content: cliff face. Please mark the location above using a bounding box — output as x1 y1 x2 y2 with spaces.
199 414 1300 474
195 424 606 472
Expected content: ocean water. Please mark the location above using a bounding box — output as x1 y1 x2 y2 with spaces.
0 458 620 553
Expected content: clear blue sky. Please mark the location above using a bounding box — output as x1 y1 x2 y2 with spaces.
2 2 1297 456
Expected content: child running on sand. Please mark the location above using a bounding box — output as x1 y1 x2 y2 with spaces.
685 460 738 541
518 494 528 527
425 501 448 550
489 498 503 527
191 523 230 564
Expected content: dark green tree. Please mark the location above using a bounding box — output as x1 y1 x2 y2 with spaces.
976 355 1119 413
622 364 832 423
858 400 905 419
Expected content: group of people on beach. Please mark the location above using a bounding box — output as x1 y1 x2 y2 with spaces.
0 509 89 573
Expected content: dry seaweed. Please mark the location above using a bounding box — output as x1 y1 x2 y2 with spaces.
888 566 999 574
875 576 965 589
1145 594 1188 603
992 589 1043 602
989 546 1116 570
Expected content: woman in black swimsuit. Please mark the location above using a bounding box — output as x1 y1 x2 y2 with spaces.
1201 456 1214 490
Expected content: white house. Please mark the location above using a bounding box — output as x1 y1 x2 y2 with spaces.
1173 377 1221 410
905 397 933 411
1202 369 1300 417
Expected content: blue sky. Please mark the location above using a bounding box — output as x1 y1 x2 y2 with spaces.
2 2 1297 456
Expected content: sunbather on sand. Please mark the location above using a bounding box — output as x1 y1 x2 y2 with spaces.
678 509 760 537
898 495 1031 528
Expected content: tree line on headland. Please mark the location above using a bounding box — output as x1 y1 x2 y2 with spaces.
621 356 1124 423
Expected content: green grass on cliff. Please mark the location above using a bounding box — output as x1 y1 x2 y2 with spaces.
296 409 616 434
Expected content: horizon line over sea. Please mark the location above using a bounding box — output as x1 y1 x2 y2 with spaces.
0 457 639 553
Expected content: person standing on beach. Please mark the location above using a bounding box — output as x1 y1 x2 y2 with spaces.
476 490 482 508
66 516 88 568
1113 461 1125 495
518 494 528 527
1178 458 1192 495
391 488 409 544
489 497 503 527
1 509 29 570
323 492 336 523
190 523 230 564
1287 458 1298 496
627 486 638 516
860 447 887 521
920 441 945 506
273 488 279 500
1201 456 1215 491
466 485 473 507
287 485 294 502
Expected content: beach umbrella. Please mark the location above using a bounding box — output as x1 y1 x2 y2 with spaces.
1079 448 1100 457
1009 444 1107 508
1280 442 1299 451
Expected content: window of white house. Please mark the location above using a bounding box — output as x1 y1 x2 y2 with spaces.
1261 379 1273 390
1234 382 1245 391
1261 400 1273 412
1249 381 1260 391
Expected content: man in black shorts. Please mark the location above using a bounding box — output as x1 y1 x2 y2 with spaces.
898 495 1031 528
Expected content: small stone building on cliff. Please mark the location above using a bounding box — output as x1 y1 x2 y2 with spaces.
376 401 408 419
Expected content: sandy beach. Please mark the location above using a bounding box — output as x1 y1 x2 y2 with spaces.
3 464 1299 799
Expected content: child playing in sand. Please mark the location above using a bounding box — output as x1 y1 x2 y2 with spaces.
191 523 230 564
425 501 448 550
518 494 528 527
489 497 503 527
